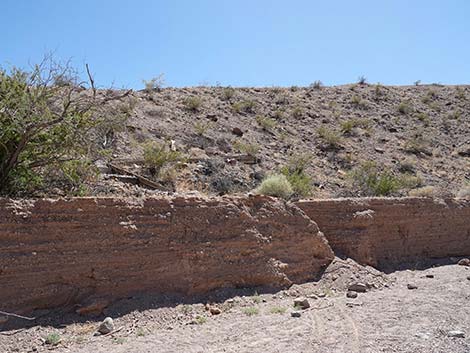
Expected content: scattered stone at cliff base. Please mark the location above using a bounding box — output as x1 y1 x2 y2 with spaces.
348 283 367 293
209 307 222 315
97 317 115 334
447 330 465 338
457 258 470 266
291 311 302 318
293 297 310 310
346 291 358 299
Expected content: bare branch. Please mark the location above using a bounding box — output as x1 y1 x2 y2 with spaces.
86 63 96 99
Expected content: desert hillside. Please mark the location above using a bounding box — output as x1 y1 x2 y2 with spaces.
90 83 469 199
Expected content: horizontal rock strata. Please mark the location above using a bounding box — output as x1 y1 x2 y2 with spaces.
0 196 333 313
297 198 470 268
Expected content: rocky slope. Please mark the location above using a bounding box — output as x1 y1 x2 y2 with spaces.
86 83 470 199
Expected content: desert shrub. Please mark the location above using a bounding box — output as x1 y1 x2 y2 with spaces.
183 96 202 112
374 83 386 99
397 158 416 174
143 141 183 176
422 89 437 104
292 106 303 118
340 118 369 135
45 333 61 346
270 306 286 314
398 101 413 115
0 57 130 196
280 154 313 197
408 186 438 198
221 87 235 101
399 174 423 189
414 112 430 125
403 136 431 155
243 307 259 316
348 162 401 196
142 73 165 92
255 174 293 200
255 115 276 130
232 100 256 113
232 140 260 156
193 121 212 136
310 80 323 89
456 86 466 100
317 126 342 150
357 76 367 85
273 109 284 120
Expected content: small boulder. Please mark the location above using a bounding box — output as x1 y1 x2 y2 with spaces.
98 317 114 335
346 291 358 299
291 311 302 318
447 330 465 338
458 258 470 266
231 127 243 137
407 284 418 290
293 297 310 310
348 283 367 293
209 307 221 315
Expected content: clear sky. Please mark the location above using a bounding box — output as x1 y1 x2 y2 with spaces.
1 0 469 88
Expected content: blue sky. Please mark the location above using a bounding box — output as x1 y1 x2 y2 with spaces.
1 1 469 88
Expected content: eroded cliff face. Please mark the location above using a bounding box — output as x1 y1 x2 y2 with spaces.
1 196 470 315
0 196 333 313
297 198 470 269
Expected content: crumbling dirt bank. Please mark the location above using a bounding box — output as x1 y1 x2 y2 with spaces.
297 197 470 269
0 196 469 315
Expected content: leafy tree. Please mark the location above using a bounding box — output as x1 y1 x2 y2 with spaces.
0 56 132 195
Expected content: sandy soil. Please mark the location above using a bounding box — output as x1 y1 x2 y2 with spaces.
2 259 470 353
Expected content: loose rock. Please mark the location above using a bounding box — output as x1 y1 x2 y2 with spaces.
458 258 470 266
447 330 465 338
209 307 221 315
425 274 434 278
348 283 367 293
98 317 114 334
407 284 418 290
293 297 310 310
291 311 302 318
231 127 243 137
346 291 358 299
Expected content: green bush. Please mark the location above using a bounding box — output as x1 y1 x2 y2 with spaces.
255 174 293 199
143 141 183 176
280 154 313 197
348 162 401 196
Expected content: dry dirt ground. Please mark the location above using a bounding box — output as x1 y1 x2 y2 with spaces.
2 258 470 353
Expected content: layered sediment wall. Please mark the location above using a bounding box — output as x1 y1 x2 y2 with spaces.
0 196 333 313
0 196 469 314
297 198 470 268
